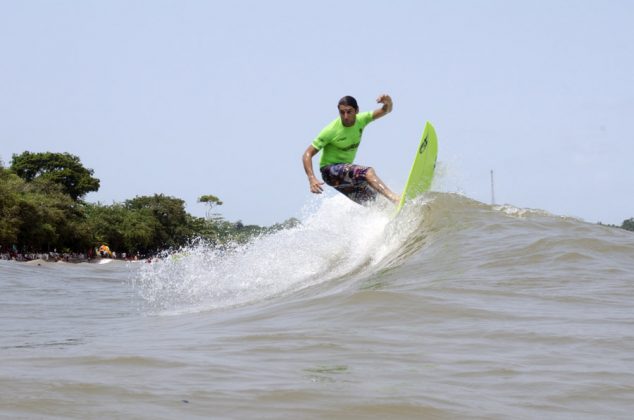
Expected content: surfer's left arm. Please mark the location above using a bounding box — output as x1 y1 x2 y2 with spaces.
372 94 393 120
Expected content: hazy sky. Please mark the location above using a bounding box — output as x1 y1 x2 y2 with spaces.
1 1 632 226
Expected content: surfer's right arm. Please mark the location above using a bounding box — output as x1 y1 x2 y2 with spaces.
302 145 324 194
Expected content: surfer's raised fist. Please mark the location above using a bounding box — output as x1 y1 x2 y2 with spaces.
376 94 393 113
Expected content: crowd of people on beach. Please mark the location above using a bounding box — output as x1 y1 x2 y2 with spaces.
0 245 144 263
0 250 87 263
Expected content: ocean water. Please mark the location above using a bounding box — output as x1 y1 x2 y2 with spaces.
1 193 634 419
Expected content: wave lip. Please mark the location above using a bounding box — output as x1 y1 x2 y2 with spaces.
134 195 409 314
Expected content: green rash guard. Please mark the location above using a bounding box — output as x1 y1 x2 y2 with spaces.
312 111 374 168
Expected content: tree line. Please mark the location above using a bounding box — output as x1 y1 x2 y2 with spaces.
1 151 632 256
0 152 297 256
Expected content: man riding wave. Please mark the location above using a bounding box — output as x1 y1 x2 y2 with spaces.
302 94 400 205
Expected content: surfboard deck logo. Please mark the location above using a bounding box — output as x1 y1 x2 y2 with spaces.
395 122 438 213
419 137 428 154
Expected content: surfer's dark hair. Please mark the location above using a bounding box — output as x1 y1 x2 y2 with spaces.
338 96 359 111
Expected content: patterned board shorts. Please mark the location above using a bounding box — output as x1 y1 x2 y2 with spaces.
320 163 377 205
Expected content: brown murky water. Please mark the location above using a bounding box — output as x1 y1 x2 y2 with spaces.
2 193 633 419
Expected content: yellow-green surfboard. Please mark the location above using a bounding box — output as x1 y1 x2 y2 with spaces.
396 122 438 213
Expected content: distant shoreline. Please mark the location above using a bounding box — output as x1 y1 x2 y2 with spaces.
1 252 144 264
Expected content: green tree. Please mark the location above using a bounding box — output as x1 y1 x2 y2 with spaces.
187 215 220 241
10 151 100 200
198 194 223 219
85 203 157 255
0 167 22 247
1 174 92 252
622 218 634 232
125 194 193 250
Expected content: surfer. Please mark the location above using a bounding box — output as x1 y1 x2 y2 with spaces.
302 94 400 205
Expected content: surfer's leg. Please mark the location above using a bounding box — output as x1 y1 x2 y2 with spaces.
336 183 377 205
365 168 400 204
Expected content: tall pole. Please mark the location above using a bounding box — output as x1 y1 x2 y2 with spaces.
490 170 496 205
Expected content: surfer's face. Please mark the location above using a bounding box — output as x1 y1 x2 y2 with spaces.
338 105 357 127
